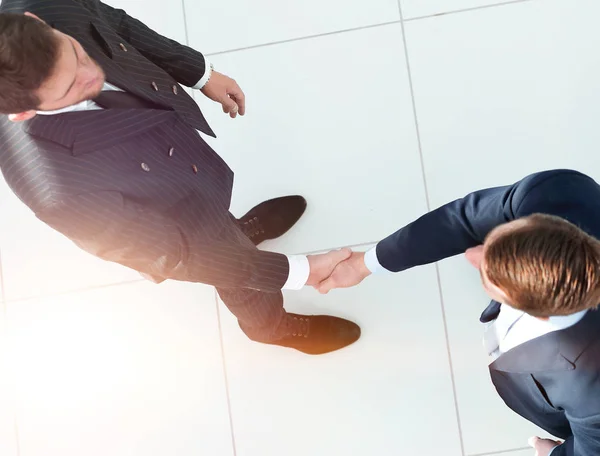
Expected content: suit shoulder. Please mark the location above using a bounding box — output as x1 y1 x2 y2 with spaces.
520 169 594 190
512 169 598 215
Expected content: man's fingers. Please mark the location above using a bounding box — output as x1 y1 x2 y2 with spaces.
317 249 352 293
317 277 335 295
221 96 239 117
229 86 246 116
329 248 352 265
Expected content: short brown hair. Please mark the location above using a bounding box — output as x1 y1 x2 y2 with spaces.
0 13 59 113
484 214 600 317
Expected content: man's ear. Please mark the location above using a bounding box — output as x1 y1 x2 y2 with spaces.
8 111 37 122
23 12 45 23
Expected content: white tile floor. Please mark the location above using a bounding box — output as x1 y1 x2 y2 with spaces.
0 0 594 454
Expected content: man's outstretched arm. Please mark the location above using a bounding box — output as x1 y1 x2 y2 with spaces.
317 182 520 293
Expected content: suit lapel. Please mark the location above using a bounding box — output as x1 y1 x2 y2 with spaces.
81 22 173 111
490 308 600 373
79 20 214 135
490 337 575 373
26 109 177 155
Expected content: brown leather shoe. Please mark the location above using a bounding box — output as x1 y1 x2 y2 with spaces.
268 313 361 355
238 196 307 245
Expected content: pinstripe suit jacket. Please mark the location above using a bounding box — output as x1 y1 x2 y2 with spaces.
0 0 290 291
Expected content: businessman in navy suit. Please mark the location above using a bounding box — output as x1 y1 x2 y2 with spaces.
0 1 360 355
319 169 600 455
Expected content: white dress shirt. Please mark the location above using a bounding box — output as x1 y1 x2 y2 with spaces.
364 245 390 274
485 304 587 360
35 58 311 290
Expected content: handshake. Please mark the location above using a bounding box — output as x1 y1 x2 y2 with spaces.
306 248 372 293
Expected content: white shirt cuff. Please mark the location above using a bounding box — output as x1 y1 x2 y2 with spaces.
364 246 391 274
548 445 559 456
193 57 213 90
282 255 310 290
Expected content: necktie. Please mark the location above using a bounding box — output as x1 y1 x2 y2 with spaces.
93 90 161 110
480 300 502 323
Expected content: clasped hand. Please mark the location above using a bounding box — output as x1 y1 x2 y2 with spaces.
307 249 371 293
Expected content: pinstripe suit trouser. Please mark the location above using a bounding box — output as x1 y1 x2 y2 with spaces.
215 214 287 342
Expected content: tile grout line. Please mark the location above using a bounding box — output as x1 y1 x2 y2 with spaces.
294 240 380 256
432 264 467 455
180 0 191 47
204 0 533 58
0 241 377 303
3 238 377 301
397 2 466 456
214 289 238 456
2 241 382 305
205 20 402 56
180 0 197 102
404 0 534 22
0 249 21 456
467 446 530 456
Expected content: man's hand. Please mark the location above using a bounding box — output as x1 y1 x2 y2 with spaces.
528 436 561 456
306 249 353 288
201 71 246 118
315 251 372 294
465 245 483 269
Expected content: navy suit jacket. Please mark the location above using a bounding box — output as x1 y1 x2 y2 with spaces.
0 0 290 290
377 169 600 455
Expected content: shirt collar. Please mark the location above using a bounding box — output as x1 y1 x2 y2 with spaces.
546 308 588 328
501 303 588 329
35 82 120 116
36 99 98 115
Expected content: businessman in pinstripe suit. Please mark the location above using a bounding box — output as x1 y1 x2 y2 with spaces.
0 0 360 355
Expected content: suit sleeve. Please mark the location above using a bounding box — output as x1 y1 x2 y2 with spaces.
374 169 598 272
90 0 208 86
35 191 290 291
375 183 518 272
